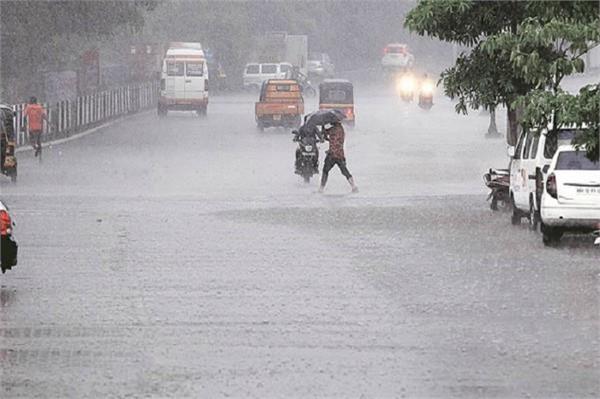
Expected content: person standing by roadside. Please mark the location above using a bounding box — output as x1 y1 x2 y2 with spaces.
319 121 358 193
22 96 47 157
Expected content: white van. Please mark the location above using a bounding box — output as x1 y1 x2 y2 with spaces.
158 43 209 116
243 62 292 91
509 127 579 228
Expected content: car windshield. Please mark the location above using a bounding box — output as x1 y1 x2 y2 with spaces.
246 64 259 74
556 151 600 170
386 46 406 54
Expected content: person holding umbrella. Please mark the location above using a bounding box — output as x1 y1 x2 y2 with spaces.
319 119 358 193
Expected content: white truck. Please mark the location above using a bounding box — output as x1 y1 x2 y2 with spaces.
284 35 308 77
158 42 209 116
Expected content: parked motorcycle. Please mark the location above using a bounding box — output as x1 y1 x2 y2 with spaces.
292 129 320 183
483 168 510 211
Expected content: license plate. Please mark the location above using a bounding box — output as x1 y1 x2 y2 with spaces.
273 115 281 121
576 187 600 195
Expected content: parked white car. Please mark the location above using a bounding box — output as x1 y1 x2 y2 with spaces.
540 145 600 246
243 63 292 91
509 127 579 229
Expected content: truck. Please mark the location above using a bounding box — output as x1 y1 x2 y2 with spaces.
255 79 304 131
255 32 308 76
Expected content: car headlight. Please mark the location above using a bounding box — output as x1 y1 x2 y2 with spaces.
304 145 313 151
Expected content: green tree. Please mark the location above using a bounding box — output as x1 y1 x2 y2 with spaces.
0 1 156 100
405 0 600 152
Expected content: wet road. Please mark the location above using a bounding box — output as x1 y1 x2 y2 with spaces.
1 85 598 398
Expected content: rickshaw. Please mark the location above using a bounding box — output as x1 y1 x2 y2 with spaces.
0 105 17 183
318 79 355 127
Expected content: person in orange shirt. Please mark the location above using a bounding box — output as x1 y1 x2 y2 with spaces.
22 96 47 157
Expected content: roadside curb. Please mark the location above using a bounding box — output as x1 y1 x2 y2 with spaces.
16 109 153 154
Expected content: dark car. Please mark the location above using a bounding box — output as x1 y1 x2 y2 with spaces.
1 200 18 273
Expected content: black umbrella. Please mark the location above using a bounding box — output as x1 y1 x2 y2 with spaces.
304 109 346 127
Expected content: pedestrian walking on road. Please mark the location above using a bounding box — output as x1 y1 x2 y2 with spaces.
22 96 47 157
319 121 358 193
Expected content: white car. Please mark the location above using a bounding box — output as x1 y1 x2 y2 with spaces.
381 43 414 73
509 127 579 229
540 145 600 246
243 63 292 91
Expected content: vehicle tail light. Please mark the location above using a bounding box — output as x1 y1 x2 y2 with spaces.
0 210 11 236
546 173 558 199
345 108 353 118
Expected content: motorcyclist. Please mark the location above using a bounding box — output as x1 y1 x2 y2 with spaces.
293 123 323 174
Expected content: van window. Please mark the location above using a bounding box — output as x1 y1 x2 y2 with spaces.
166 61 184 76
186 62 204 77
280 64 290 74
514 132 527 160
530 134 540 159
556 151 599 170
544 129 579 159
246 64 259 74
523 131 534 159
261 64 277 74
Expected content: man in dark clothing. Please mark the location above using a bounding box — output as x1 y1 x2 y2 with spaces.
319 121 358 193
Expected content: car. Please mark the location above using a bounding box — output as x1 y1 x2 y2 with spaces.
508 127 579 230
0 200 18 274
540 145 600 246
381 43 414 73
243 62 292 91
307 52 334 79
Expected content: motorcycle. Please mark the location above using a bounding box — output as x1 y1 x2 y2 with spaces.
483 168 510 211
418 79 435 110
292 130 320 183
395 73 415 102
294 71 317 97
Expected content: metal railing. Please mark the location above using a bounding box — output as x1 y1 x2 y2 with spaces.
11 81 159 147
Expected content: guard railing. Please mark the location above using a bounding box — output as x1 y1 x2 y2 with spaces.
11 81 159 148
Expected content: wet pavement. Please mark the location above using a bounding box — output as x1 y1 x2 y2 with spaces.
0 86 598 398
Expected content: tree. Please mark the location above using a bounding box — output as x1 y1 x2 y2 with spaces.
405 0 600 150
0 1 156 100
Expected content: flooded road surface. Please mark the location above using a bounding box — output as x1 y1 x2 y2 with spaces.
1 87 598 398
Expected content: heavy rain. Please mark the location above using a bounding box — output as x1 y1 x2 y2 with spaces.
0 1 599 397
